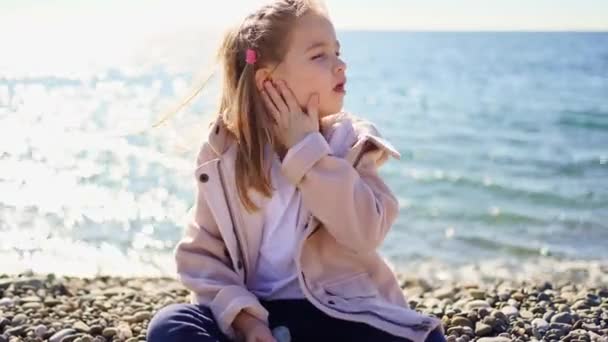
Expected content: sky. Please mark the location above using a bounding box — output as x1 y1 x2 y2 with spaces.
1 0 607 32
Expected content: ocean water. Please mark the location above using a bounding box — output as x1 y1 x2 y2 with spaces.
1 31 607 278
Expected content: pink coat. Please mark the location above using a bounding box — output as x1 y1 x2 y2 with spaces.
174 112 442 341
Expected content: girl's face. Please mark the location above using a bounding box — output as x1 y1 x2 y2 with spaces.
258 11 347 118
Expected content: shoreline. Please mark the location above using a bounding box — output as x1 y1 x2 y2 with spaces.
1 271 606 341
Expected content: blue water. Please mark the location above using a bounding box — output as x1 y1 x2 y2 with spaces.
1 32 607 276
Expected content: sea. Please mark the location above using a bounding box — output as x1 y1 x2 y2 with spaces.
1 30 607 283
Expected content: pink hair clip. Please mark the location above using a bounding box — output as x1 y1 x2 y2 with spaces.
245 48 257 65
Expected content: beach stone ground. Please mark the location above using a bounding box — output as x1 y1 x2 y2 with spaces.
1 272 606 341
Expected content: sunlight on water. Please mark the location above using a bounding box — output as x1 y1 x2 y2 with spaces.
1 7 607 277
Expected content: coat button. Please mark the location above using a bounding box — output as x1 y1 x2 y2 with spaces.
237 260 243 270
199 173 209 183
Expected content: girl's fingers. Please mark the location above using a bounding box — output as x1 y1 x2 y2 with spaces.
264 81 289 114
276 80 299 113
306 93 319 122
260 91 282 126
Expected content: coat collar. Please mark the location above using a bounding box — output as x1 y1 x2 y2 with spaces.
205 112 400 160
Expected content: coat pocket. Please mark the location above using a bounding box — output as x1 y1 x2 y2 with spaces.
321 272 380 300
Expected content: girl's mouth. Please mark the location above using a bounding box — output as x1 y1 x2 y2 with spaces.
333 82 346 94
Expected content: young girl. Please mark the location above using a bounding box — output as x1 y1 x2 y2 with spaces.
147 1 445 341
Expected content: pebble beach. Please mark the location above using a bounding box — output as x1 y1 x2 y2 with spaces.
1 263 607 342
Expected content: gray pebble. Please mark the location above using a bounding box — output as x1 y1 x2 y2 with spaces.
537 292 551 301
49 328 77 342
34 324 48 338
102 327 117 338
451 316 473 328
469 290 486 300
465 300 490 310
89 324 103 335
0 298 13 307
11 313 27 326
73 321 90 333
5 326 25 336
117 323 133 339
543 310 555 322
0 317 8 330
551 312 574 325
61 334 83 342
477 337 511 342
491 310 508 322
531 318 549 330
131 311 151 323
475 322 492 336
501 305 519 318
482 316 497 328
22 302 43 310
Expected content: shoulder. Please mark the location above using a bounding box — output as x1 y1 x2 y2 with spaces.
335 111 401 161
195 141 217 167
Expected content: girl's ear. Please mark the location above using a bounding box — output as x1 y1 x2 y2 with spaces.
254 67 273 91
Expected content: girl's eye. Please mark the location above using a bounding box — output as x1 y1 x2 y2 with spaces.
312 53 325 60
336 51 341 57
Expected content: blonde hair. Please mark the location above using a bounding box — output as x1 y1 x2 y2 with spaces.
217 0 325 212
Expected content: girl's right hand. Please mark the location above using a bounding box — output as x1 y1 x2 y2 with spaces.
260 79 319 150
243 322 277 342
233 311 277 342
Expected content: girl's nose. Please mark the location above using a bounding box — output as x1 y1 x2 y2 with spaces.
335 58 347 73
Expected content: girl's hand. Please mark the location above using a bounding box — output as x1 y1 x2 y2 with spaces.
244 322 277 342
233 311 277 342
260 79 319 150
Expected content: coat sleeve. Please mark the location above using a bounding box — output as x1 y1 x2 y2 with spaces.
280 130 400 254
174 145 268 339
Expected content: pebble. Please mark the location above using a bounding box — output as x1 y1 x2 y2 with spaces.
102 327 117 338
451 316 473 328
117 323 133 339
519 309 533 319
11 313 28 326
465 300 490 310
475 322 493 336
469 289 486 300
5 326 25 336
551 312 574 325
500 305 519 318
21 302 43 310
19 295 41 303
128 311 151 323
49 328 77 342
0 298 13 307
531 318 549 331
0 317 8 330
73 321 90 333
34 324 48 338
89 325 103 335
477 337 511 342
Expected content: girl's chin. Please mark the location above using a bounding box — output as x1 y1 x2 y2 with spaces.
319 102 344 117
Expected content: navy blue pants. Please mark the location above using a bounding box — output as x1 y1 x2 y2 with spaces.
147 298 446 342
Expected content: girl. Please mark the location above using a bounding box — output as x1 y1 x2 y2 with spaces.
148 1 445 341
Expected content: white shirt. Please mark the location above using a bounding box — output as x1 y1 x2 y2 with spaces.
249 148 306 300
